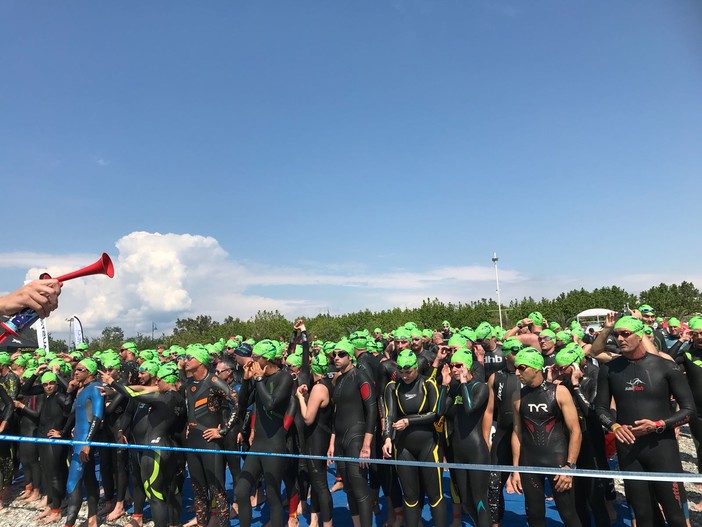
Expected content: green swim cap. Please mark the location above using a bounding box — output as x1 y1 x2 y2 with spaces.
322 341 336 355
538 329 556 341
226 339 237 348
404 322 418 330
668 317 681 328
374 327 382 334
394 328 410 340
34 348 46 357
285 354 303 368
0 352 12 366
333 340 355 356
102 356 121 370
253 339 278 360
689 317 702 331
422 329 433 339
156 363 179 385
121 342 138 352
450 349 473 369
638 305 655 315
614 316 645 337
13 357 28 368
311 353 329 375
75 342 88 351
572 327 585 340
78 358 98 375
475 322 494 341
549 321 562 332
139 350 155 362
139 361 160 376
22 368 36 379
41 372 57 384
514 348 544 370
493 326 506 340
459 328 476 342
564 342 585 362
555 331 572 344
186 345 210 365
643 325 653 336
396 350 418 369
570 320 581 331
501 337 523 355
442 320 450 327
528 312 544 327
555 348 579 367
447 334 467 348
349 331 368 349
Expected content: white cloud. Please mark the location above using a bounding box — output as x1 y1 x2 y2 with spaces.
1 231 698 340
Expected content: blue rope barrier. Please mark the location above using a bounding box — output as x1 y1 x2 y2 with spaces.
0 434 698 483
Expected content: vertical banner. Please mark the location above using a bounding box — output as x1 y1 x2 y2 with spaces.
35 318 49 352
73 316 84 348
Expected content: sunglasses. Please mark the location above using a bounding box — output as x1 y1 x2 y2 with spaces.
691 331 702 338
75 367 88 373
251 354 261 360
331 351 349 358
613 330 634 338
412 338 421 342
398 365 415 372
516 364 530 372
538 336 552 342
42 382 57 387
449 363 464 369
184 355 195 361
215 368 231 375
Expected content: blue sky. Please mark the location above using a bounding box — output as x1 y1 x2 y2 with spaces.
2 1 701 338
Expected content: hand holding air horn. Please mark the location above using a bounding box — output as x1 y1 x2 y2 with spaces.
0 253 115 344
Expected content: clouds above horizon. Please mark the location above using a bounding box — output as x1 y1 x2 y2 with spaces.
1 231 700 339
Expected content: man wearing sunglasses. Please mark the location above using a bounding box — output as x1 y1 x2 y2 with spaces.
474 321 506 379
328 340 377 527
511 348 581 527
484 337 522 527
595 315 694 526
64 358 105 527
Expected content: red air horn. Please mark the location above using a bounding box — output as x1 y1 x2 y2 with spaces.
0 253 115 343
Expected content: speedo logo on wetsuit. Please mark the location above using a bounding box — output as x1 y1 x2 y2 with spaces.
625 378 645 392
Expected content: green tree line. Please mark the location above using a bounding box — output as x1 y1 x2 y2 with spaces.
52 281 702 351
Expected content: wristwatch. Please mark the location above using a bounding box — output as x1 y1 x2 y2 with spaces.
561 462 576 469
254 375 264 383
655 420 666 434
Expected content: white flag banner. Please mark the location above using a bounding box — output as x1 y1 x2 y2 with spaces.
35 318 49 352
73 316 84 349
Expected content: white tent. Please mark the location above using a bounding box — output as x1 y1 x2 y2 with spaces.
576 308 611 324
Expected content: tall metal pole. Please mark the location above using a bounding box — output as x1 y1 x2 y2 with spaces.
492 252 503 327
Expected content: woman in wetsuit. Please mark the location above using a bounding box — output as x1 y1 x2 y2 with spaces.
439 348 491 527
382 349 445 527
19 368 72 524
234 339 294 527
101 362 187 527
296 352 335 527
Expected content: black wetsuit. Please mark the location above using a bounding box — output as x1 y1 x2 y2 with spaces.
234 368 294 527
487 369 521 525
99 387 130 509
111 383 187 527
184 372 240 527
303 377 334 522
671 341 702 471
0 372 18 489
16 384 41 495
595 353 694 527
518 381 580 527
561 375 610 527
440 378 491 527
332 366 377 527
20 376 71 511
384 374 445 527
482 343 506 379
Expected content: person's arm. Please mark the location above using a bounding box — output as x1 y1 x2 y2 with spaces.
254 370 292 415
297 383 328 426
553 384 580 492
381 381 397 458
14 397 40 419
358 369 377 465
20 373 44 396
0 279 61 318
589 313 618 363
482 374 496 446
79 383 105 462
510 393 523 495
0 386 14 426
659 362 695 431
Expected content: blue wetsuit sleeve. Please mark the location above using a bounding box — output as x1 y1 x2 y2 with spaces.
459 381 488 413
